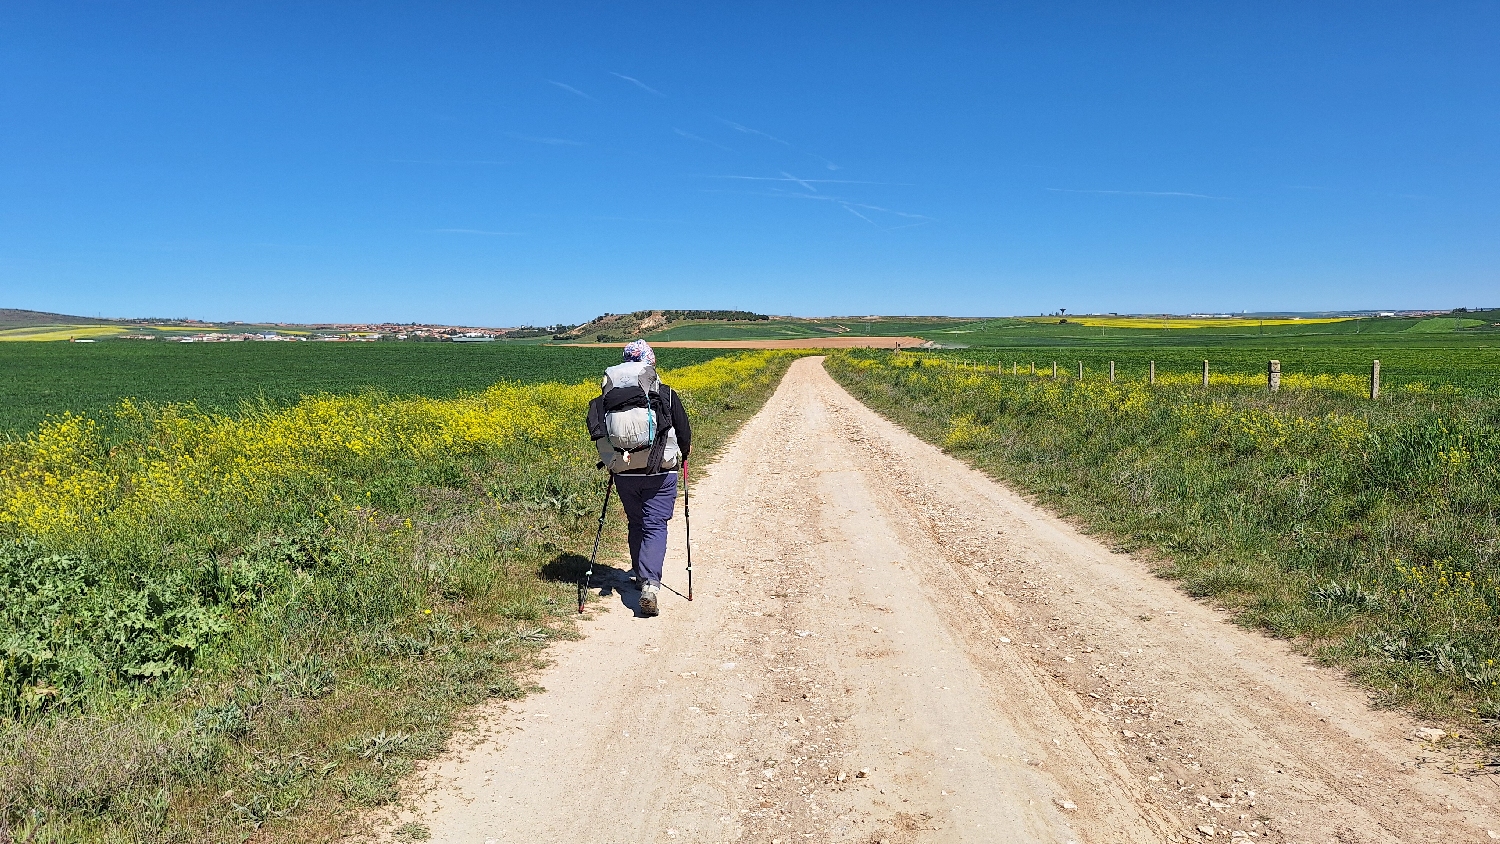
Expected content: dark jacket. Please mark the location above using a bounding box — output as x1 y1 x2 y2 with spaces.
586 382 691 474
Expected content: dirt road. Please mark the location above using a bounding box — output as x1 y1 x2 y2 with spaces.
377 357 1499 843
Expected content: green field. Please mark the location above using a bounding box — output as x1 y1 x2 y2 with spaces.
635 310 1500 395
918 312 1500 347
626 310 1500 354
884 310 1500 394
0 343 734 435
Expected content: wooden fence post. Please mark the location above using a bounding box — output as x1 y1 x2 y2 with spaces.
1202 359 1209 388
1013 362 1017 375
1078 361 1083 380
1149 361 1156 385
1110 361 1116 382
1371 360 1381 400
1052 361 1058 379
1268 360 1280 392
1031 362 1036 376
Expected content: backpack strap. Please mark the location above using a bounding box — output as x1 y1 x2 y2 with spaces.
645 388 674 474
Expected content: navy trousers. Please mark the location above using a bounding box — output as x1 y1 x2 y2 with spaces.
613 471 678 585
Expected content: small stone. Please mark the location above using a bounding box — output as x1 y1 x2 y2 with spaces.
1415 727 1447 742
1055 798 1077 811
856 768 870 778
1197 825 1216 836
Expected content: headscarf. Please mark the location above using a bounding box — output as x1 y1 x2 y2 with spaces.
622 339 656 366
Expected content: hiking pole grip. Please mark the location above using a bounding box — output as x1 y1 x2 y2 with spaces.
683 460 692 601
581 474 614 613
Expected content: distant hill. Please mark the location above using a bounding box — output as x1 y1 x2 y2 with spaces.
0 308 121 330
558 310 771 342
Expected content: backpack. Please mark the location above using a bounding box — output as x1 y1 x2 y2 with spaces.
590 361 681 473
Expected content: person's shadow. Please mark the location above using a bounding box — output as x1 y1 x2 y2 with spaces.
541 552 647 616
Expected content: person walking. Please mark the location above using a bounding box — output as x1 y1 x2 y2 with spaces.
586 340 690 617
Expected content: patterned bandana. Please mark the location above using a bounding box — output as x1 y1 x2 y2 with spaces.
622 339 656 365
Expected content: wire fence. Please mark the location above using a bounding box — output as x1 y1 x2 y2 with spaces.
917 347 1500 396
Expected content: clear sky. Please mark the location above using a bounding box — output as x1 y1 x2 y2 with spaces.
2 3 1496 325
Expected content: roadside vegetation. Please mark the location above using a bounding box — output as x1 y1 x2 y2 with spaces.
826 350 1500 740
0 350 798 842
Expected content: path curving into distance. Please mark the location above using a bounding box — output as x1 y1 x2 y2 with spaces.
372 356 1498 843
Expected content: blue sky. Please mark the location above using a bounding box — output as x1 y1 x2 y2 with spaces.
2 2 1496 325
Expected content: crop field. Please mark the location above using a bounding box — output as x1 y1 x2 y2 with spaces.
623 310 1500 349
0 325 130 342
0 349 799 842
921 311 1500 346
826 349 1500 731
1017 315 1354 329
0 342 736 435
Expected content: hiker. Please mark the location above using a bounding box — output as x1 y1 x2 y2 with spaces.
586 339 690 617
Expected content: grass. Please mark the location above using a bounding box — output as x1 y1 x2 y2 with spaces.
826 349 1500 743
0 350 802 842
0 343 737 435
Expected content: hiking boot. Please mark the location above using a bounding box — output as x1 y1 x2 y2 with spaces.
639 582 660 617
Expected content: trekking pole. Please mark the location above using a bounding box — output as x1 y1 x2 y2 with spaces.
580 474 615 614
683 459 693 601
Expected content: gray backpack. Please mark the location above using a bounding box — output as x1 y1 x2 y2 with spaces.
594 361 680 473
